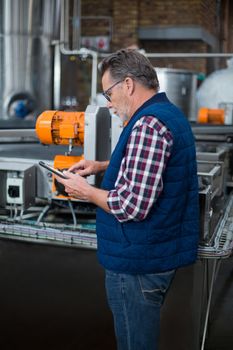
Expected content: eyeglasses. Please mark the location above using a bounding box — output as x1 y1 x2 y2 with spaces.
102 80 123 102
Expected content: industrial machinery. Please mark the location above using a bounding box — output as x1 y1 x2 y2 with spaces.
0 2 233 348
156 67 197 121
0 105 112 248
193 125 233 246
0 0 59 120
36 106 111 196
35 110 85 199
0 161 36 209
0 106 232 350
197 107 225 124
0 105 232 253
197 105 233 125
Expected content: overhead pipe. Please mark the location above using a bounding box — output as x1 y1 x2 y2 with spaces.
100 52 233 58
58 0 98 105
145 53 233 58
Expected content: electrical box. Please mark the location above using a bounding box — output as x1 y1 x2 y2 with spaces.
6 177 24 204
0 162 36 208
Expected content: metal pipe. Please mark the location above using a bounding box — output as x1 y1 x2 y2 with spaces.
53 43 61 109
201 259 221 350
0 129 37 138
100 52 233 58
60 0 81 51
146 53 233 58
59 45 98 104
25 0 33 90
58 0 97 103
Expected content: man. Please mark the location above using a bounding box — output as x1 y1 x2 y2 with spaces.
56 49 199 350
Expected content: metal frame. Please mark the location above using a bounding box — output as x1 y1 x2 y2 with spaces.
198 194 233 349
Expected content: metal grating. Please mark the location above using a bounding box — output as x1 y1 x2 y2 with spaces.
198 194 233 259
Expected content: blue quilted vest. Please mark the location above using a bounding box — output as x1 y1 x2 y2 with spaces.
96 92 199 274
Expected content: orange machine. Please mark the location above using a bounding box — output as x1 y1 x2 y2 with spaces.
198 107 225 124
36 110 85 198
36 106 112 199
36 110 84 146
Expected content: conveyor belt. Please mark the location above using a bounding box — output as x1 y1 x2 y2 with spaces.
0 221 97 249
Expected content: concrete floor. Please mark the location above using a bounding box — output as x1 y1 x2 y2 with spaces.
0 237 232 350
0 238 115 350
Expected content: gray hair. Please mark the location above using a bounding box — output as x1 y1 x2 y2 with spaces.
99 49 159 91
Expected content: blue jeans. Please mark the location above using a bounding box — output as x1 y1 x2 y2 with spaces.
105 269 176 350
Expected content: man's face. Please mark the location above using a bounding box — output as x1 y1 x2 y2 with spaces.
102 71 129 122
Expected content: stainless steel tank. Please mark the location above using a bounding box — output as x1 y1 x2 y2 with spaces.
0 0 59 120
155 67 197 121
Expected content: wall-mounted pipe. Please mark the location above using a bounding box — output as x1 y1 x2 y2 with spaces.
100 52 233 59
58 0 97 105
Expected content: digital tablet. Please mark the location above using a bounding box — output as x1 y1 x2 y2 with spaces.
39 161 68 179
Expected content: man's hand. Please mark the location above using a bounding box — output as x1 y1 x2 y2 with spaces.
55 171 92 201
54 171 111 213
68 160 109 177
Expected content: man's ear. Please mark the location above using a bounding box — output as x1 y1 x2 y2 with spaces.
125 77 135 96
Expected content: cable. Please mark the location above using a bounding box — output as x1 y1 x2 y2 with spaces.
68 199 77 229
36 204 51 225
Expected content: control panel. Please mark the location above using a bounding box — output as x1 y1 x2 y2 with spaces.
0 162 36 208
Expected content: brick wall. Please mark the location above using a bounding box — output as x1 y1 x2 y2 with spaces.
230 1 233 52
82 0 111 16
82 0 112 37
137 0 218 73
80 0 228 73
111 0 139 50
81 0 219 48
73 0 232 108
139 0 202 27
200 0 218 35
143 41 208 72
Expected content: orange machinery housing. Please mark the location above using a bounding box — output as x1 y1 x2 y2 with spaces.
36 110 85 198
198 107 225 124
35 106 112 200
36 109 85 165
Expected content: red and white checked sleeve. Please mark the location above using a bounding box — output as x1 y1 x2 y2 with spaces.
107 116 173 222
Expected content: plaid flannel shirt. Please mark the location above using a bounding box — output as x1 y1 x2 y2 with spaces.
107 116 173 222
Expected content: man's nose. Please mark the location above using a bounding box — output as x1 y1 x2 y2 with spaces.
107 100 112 108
